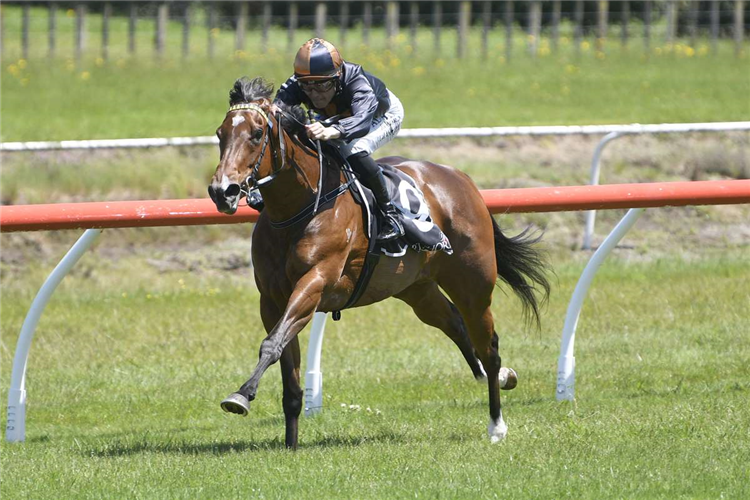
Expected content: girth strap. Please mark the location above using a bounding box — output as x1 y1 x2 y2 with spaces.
269 179 354 229
332 172 382 321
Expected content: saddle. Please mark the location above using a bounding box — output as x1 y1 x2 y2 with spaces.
320 145 453 320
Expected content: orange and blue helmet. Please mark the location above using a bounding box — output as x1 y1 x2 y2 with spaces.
294 38 343 81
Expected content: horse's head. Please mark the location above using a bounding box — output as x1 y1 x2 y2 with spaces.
208 77 275 214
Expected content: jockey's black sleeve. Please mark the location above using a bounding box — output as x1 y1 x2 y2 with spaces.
274 76 306 107
274 63 390 142
332 64 389 140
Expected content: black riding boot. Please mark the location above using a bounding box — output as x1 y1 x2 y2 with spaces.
347 152 405 241
366 171 405 241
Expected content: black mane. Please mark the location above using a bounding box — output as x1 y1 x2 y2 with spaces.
229 76 308 137
229 77 273 105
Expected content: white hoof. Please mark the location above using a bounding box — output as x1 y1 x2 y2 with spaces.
499 367 517 389
488 415 508 443
475 365 517 390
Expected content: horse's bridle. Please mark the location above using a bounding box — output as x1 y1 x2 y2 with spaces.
227 103 287 199
226 102 353 227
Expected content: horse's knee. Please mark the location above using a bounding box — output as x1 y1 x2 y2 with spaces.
259 338 284 363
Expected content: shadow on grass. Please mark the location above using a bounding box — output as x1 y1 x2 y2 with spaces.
87 431 406 457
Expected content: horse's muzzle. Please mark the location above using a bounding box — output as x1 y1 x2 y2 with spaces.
208 183 241 215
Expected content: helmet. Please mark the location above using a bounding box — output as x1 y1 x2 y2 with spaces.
294 38 343 81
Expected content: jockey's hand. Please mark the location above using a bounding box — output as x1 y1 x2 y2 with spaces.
306 122 341 141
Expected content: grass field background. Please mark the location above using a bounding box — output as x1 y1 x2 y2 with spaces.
1 246 749 498
2 5 750 499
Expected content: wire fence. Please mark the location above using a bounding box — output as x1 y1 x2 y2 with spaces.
2 1 747 61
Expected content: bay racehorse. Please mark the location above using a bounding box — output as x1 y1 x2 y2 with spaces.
208 77 550 449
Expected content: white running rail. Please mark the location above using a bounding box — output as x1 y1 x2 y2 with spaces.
2 122 748 151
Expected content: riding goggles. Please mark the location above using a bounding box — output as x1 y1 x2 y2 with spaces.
299 78 337 93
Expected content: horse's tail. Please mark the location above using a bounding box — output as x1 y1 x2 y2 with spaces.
490 213 551 328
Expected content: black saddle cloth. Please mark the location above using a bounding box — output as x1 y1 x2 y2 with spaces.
322 144 453 257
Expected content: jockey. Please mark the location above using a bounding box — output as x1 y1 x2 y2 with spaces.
273 38 405 242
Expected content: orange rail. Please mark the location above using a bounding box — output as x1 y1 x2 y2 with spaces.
2 180 749 233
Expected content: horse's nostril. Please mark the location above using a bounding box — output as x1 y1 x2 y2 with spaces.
208 185 217 202
225 184 241 198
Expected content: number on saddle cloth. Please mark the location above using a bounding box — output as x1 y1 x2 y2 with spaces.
377 166 453 257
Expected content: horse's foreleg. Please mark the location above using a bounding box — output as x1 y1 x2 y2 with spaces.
280 336 303 450
221 273 324 422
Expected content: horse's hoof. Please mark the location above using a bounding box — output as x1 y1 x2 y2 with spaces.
499 367 518 391
221 393 250 416
488 416 508 443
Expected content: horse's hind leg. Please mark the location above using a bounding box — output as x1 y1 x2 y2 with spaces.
395 281 485 380
439 275 508 442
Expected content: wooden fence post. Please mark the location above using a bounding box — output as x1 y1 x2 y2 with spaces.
156 2 167 58
735 0 745 57
102 2 111 61
236 2 248 52
0 3 5 56
574 0 583 55
288 3 298 50
458 1 470 59
340 2 349 47
710 0 719 53
76 2 86 62
552 0 561 52
621 0 629 49
665 0 677 45
481 1 491 60
387 2 399 49
505 0 514 61
129 3 137 55
597 0 608 53
410 2 419 53
363 2 372 46
687 0 698 48
182 3 190 59
49 3 57 58
528 0 541 57
644 0 651 55
0 3 4 58
315 2 327 39
207 2 216 58
22 2 30 60
433 1 442 55
262 2 271 53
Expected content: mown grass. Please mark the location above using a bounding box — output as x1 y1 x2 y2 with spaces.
2 5 749 499
1 246 749 498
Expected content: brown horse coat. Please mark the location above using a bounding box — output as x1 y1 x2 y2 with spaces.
209 77 549 449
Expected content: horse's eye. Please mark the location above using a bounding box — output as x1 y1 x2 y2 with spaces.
253 129 263 141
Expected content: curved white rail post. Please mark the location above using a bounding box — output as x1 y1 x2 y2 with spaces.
304 311 328 416
557 208 644 401
6 228 102 442
583 131 627 250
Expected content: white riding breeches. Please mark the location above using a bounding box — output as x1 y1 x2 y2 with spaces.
336 90 404 158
